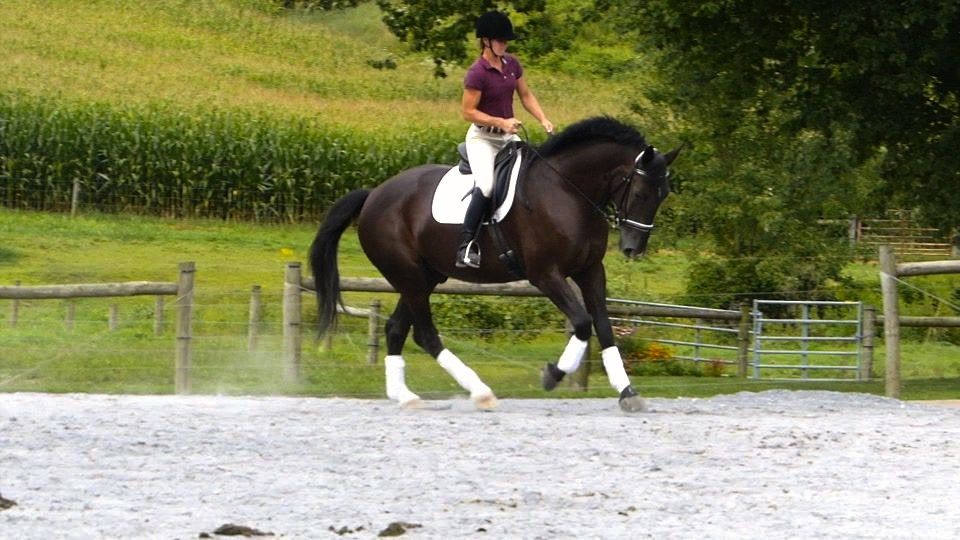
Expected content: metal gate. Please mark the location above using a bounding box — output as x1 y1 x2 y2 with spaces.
751 300 864 380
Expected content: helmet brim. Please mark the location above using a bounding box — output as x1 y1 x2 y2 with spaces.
479 31 518 41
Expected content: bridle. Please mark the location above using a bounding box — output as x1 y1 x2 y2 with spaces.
609 147 671 233
519 129 670 231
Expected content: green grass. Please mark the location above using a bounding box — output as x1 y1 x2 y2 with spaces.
0 1 641 134
1 208 958 401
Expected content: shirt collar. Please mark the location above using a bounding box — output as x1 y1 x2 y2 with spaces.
479 54 511 71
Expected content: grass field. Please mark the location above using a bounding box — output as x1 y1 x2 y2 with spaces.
0 1 647 134
2 209 958 401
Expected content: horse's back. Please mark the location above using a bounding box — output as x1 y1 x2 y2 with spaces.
356 164 451 271
362 164 447 219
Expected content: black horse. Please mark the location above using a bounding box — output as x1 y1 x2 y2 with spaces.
310 117 678 412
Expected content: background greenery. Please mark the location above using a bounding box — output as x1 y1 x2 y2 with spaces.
1 0 957 399
2 209 958 399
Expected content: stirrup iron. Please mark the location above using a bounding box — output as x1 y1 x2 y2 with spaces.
456 238 481 268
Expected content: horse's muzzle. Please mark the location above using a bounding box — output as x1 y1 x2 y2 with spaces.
619 230 650 259
621 247 647 259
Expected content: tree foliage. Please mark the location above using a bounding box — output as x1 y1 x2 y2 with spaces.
629 0 960 229
377 0 546 77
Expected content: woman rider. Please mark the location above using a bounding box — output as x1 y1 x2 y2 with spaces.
456 11 554 268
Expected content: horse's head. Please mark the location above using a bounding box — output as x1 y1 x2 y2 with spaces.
616 145 680 258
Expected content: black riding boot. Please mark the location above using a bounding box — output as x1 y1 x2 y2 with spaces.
456 188 490 268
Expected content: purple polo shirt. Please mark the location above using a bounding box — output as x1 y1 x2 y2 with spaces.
464 54 523 119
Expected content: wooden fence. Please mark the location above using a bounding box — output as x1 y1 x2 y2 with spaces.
7 255 958 397
850 210 957 257
282 262 754 388
0 263 196 393
879 246 960 398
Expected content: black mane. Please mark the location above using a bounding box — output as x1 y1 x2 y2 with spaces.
535 116 647 157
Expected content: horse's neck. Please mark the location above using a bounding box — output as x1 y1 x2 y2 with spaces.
544 143 630 201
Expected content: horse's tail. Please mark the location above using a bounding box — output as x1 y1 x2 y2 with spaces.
309 189 370 337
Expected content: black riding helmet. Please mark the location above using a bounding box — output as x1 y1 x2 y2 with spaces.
475 11 518 40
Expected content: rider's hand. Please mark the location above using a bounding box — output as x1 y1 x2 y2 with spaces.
541 119 555 135
501 117 522 134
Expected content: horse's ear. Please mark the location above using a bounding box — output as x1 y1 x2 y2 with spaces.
663 144 684 166
639 145 656 165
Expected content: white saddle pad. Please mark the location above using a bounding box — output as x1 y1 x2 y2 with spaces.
431 154 523 224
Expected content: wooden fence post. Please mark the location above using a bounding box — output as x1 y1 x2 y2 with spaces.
248 285 263 352
283 262 302 384
367 299 381 365
70 178 80 218
861 305 875 381
737 304 751 378
175 262 196 395
879 246 901 398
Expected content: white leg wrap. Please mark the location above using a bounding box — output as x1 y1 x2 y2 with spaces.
437 349 492 398
557 335 589 373
601 346 632 393
385 355 420 405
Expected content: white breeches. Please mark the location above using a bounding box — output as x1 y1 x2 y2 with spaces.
465 124 520 197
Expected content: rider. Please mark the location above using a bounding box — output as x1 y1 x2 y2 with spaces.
456 10 554 268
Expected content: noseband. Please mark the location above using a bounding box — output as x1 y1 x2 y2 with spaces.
611 149 669 233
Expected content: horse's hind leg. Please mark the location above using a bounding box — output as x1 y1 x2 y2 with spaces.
383 300 422 407
405 292 498 410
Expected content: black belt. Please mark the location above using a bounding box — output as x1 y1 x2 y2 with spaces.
475 124 505 135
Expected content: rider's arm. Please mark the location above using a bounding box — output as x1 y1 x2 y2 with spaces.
462 88 518 132
516 78 554 134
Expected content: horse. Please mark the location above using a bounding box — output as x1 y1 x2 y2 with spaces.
310 116 679 412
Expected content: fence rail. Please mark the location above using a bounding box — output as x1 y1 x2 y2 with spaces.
7 255 959 396
1 263 196 394
0 282 178 299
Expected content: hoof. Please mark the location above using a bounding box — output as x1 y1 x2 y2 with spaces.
398 397 424 409
400 400 453 411
618 385 646 413
541 362 565 391
472 391 499 411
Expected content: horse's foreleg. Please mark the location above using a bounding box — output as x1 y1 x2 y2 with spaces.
405 293 498 410
574 267 645 413
384 301 421 408
533 274 594 391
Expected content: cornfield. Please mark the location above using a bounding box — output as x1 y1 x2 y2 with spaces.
0 93 460 221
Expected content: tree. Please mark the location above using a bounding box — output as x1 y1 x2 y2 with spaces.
628 0 960 231
375 1 560 77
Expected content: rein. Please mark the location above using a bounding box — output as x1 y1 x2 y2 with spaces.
519 125 657 232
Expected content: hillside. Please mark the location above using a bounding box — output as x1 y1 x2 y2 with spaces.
0 0 642 133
